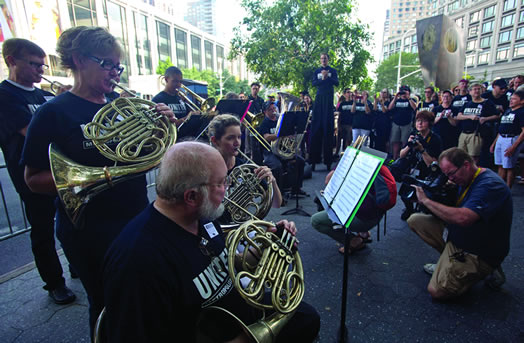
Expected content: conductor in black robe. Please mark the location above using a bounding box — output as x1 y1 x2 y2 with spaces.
310 53 338 171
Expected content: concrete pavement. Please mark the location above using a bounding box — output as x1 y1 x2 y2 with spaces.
0 166 523 342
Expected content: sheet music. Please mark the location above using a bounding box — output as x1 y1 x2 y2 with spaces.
331 152 382 225
323 147 357 203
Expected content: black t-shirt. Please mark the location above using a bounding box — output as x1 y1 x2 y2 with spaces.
458 99 498 133
258 116 278 137
247 95 264 114
404 130 443 178
0 80 54 194
432 104 458 138
482 91 509 114
451 94 472 112
418 100 438 112
338 100 353 126
498 107 524 136
312 66 339 96
152 91 190 119
103 204 255 342
391 98 415 126
152 91 206 138
21 92 148 226
351 100 374 130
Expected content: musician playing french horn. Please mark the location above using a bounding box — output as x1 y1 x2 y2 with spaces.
21 26 176 336
208 114 283 211
102 142 320 342
258 102 306 195
153 66 204 138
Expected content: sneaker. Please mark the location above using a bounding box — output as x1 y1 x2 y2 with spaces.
485 266 506 290
423 263 436 275
48 285 76 305
401 208 413 221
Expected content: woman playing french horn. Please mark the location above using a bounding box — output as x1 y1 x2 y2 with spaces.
22 26 176 336
208 114 283 215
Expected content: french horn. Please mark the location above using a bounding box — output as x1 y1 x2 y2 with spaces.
197 220 304 343
49 87 177 228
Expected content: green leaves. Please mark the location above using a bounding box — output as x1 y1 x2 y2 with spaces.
230 0 372 93
374 52 424 93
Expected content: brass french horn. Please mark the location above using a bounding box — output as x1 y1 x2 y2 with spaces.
49 84 177 228
197 220 304 343
220 149 273 231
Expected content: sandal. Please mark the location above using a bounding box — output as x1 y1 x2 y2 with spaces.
338 236 367 255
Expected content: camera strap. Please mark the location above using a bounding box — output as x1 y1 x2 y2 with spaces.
456 167 482 206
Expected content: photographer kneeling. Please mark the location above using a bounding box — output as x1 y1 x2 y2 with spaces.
391 111 443 220
407 148 512 299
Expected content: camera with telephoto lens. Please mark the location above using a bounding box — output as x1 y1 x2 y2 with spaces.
398 162 457 214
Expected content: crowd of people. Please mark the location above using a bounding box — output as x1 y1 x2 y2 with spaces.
0 26 520 342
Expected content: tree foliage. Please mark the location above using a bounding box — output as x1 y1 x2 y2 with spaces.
155 59 249 99
230 0 373 94
374 52 424 93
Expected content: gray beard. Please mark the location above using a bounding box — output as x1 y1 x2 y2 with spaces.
199 195 225 221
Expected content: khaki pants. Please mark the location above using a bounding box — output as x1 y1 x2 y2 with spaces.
407 213 493 297
458 132 482 157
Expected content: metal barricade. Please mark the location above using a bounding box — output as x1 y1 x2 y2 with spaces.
0 164 30 241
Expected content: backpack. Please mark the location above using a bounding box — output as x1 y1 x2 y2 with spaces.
374 165 397 211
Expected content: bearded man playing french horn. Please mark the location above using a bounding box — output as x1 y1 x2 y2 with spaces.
102 142 320 342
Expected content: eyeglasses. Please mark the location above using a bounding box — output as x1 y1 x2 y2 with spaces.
344 91 351 94
20 59 49 70
445 164 463 178
88 55 124 75
201 176 231 190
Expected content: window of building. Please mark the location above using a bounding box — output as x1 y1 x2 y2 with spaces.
466 39 476 50
66 0 97 26
469 25 479 36
204 41 213 71
480 36 491 48
520 10 524 22
156 21 171 63
514 42 524 57
106 2 129 83
470 11 480 22
216 45 225 73
466 54 475 66
503 0 516 11
499 30 512 43
411 45 418 53
484 5 496 18
497 46 510 60
517 26 524 39
396 40 401 48
478 51 490 64
133 12 152 75
501 14 515 27
191 35 202 71
482 20 493 33
175 28 188 69
455 16 464 28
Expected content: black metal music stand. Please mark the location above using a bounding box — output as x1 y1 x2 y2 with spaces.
280 111 310 217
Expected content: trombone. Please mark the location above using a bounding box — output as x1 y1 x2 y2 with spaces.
242 110 272 152
176 84 216 113
40 75 69 95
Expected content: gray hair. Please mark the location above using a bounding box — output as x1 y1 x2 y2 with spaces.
155 142 213 203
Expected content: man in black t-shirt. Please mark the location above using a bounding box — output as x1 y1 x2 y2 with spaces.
258 102 305 193
482 79 509 115
455 83 499 164
432 90 459 150
337 88 353 151
247 82 265 164
102 142 320 342
0 38 75 304
451 79 472 114
418 86 439 112
388 85 417 159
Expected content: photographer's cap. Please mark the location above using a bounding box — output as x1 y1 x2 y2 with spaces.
492 78 508 89
399 85 411 93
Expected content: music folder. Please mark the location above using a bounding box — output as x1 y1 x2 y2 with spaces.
276 111 308 137
216 99 251 118
317 146 386 227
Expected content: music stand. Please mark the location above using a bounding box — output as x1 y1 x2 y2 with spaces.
280 111 310 217
215 99 251 118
